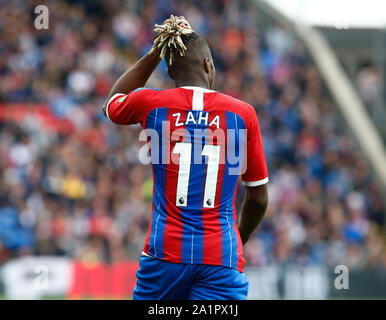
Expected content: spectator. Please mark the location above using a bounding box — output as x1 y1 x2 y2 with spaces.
0 0 384 271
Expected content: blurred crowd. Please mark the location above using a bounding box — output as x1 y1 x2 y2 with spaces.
0 0 385 270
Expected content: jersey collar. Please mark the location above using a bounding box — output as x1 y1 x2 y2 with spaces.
180 86 215 93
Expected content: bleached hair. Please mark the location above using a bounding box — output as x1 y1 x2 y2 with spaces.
149 15 194 65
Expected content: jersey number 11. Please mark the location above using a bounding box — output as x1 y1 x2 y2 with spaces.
173 142 220 208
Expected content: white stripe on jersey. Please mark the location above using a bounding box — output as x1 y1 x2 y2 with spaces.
192 89 204 111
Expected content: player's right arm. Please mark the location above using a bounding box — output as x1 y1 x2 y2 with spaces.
102 47 161 118
238 106 269 245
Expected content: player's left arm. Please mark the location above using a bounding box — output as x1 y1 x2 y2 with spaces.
238 106 269 244
238 184 268 245
102 48 161 117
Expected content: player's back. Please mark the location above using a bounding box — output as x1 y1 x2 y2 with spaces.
106 86 268 272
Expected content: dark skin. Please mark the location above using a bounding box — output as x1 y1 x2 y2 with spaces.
168 56 214 89
103 44 268 245
238 184 268 244
102 48 162 116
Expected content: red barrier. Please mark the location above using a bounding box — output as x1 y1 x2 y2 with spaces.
0 104 74 135
0 104 106 150
67 261 139 299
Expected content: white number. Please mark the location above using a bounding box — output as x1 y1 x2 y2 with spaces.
201 144 220 208
173 142 220 208
173 142 192 207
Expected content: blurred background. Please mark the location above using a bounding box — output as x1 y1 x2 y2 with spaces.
0 0 385 299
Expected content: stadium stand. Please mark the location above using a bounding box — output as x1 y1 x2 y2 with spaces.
0 0 385 281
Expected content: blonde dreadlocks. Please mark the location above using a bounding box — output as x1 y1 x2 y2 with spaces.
149 15 195 65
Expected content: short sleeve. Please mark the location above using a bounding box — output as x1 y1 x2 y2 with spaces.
105 87 156 126
241 107 268 187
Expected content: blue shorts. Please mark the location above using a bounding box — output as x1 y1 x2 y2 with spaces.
133 255 249 300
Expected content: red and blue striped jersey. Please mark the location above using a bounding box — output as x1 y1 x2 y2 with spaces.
106 86 268 272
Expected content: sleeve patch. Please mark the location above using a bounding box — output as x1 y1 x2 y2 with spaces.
118 96 127 102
